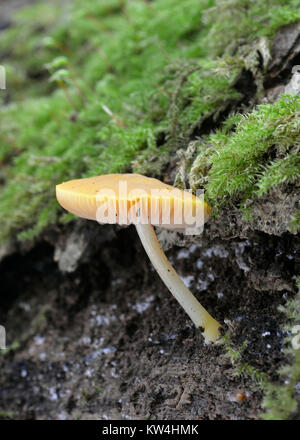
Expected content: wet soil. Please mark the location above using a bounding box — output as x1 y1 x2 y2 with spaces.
0 222 298 419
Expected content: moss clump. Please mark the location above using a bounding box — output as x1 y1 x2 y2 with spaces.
220 279 300 420
0 0 224 243
261 278 300 420
189 95 300 229
220 332 268 388
203 0 300 56
0 410 14 420
0 0 299 244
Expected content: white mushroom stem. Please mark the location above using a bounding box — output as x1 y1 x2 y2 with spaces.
135 223 221 343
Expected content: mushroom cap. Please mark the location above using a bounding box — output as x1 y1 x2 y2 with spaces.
56 173 210 232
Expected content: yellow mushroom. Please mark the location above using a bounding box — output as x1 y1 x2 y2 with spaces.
56 173 221 342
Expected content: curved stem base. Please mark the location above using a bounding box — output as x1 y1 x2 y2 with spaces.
135 223 221 343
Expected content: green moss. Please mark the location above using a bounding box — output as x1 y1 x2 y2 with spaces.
290 210 300 233
203 0 300 56
0 0 212 243
0 0 299 244
221 280 300 420
0 410 14 419
261 278 300 420
220 332 268 388
190 96 300 219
